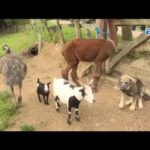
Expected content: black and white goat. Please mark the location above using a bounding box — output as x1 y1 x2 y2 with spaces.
53 78 95 125
36 78 51 105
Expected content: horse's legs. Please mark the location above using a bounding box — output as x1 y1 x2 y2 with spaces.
92 75 100 93
61 64 72 80
91 62 102 93
70 63 80 85
18 82 22 104
10 85 17 105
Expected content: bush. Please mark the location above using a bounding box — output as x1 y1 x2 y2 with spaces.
20 124 35 131
127 51 150 60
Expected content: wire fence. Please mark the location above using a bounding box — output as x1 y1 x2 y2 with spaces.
0 24 34 33
114 40 150 88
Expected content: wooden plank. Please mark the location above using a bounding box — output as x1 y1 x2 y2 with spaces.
106 33 150 72
82 20 150 29
115 19 150 26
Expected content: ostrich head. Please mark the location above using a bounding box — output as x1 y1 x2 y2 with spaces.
3 44 11 54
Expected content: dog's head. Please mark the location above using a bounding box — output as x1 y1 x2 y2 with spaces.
118 75 137 92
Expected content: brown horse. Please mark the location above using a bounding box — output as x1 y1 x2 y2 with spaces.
61 19 117 92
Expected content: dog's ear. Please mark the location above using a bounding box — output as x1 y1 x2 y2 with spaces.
79 88 86 97
129 78 136 85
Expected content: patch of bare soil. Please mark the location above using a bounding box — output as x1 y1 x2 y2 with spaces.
1 42 150 131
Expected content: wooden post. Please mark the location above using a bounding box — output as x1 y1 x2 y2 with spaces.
41 19 52 37
105 19 118 74
30 19 36 30
74 19 82 39
107 19 118 46
56 19 65 44
122 26 133 41
86 29 91 39
38 33 41 54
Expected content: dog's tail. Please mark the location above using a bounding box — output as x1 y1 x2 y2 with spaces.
142 92 150 101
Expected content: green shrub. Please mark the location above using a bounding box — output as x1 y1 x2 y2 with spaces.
0 91 17 131
20 124 35 131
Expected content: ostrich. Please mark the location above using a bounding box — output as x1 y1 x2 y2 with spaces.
0 45 27 105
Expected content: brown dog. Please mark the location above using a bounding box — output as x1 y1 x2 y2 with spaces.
118 75 150 111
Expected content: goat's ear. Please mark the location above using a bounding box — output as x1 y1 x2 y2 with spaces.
37 78 40 82
79 88 86 97
86 78 89 84
88 79 93 86
118 77 121 82
79 88 83 94
86 78 91 86
47 82 51 85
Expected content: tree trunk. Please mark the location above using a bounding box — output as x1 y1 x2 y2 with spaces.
56 19 65 44
122 26 133 41
74 19 82 39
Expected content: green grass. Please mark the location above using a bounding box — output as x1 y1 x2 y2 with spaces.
41 20 97 42
20 124 35 131
0 91 17 131
0 19 121 56
62 25 96 41
0 30 38 56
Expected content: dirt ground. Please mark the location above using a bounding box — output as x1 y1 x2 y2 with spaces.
1 42 150 131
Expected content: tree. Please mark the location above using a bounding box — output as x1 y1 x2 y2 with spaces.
74 19 82 39
56 19 65 44
122 26 133 41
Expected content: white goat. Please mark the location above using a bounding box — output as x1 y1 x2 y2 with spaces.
53 78 95 125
